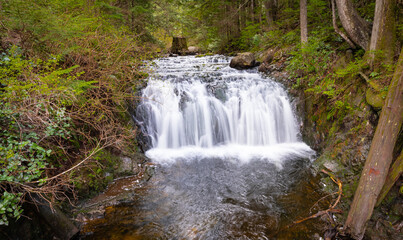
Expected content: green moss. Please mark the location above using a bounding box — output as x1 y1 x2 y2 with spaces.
365 88 384 110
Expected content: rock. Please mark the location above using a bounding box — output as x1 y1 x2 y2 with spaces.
366 88 384 110
33 195 79 240
229 52 256 70
187 46 200 55
262 49 277 64
258 62 269 72
333 50 353 71
323 161 341 173
120 156 134 172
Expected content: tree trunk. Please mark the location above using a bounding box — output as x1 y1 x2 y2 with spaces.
331 0 356 49
368 0 396 65
376 150 403 206
264 0 276 30
171 37 188 54
300 0 308 45
335 0 372 50
344 49 403 239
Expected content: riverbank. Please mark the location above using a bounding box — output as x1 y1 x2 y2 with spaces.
255 47 402 239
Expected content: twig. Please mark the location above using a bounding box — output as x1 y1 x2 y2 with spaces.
358 71 371 84
290 169 343 226
29 141 105 183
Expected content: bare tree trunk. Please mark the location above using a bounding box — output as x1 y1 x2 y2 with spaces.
376 150 403 207
264 0 276 30
344 49 403 239
300 0 308 45
335 0 372 50
368 0 396 65
331 0 356 49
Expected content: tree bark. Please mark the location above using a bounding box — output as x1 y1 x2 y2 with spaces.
335 0 372 50
376 150 403 207
300 0 308 45
368 0 396 65
171 37 188 54
344 49 403 239
331 0 356 49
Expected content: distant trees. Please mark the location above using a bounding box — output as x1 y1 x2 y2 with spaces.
264 0 277 30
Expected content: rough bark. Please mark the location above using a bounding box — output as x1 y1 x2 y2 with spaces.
376 150 403 206
335 0 372 50
171 37 188 54
368 0 396 65
344 49 403 239
331 0 356 49
300 0 308 45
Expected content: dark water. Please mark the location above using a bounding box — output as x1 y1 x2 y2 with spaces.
81 157 327 239
80 56 328 239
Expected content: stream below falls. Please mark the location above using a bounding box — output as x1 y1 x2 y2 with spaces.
81 55 328 239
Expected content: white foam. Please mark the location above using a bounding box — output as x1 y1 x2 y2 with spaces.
146 142 315 168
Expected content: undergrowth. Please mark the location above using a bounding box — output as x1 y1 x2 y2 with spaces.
0 0 153 225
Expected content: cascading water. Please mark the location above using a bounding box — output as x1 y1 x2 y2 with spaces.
81 55 324 240
136 55 313 164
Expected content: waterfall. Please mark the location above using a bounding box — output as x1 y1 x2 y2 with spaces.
136 55 313 163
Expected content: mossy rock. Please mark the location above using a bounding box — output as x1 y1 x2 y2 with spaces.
333 50 353 71
365 88 384 110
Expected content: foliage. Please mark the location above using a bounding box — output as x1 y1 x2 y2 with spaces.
236 22 263 51
0 192 22 226
0 0 151 226
286 36 334 86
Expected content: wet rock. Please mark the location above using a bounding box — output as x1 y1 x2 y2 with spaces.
229 52 256 70
120 156 134 172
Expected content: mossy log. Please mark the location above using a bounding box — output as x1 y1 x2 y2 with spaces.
376 150 403 206
344 49 403 239
171 37 188 54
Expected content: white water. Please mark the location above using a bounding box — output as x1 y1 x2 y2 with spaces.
136 55 314 164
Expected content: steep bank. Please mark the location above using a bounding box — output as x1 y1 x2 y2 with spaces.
256 47 402 239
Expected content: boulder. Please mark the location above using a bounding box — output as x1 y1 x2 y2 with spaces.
261 48 277 65
366 88 384 110
229 52 256 70
187 46 200 55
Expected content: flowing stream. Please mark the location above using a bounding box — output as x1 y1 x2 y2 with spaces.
81 56 327 239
